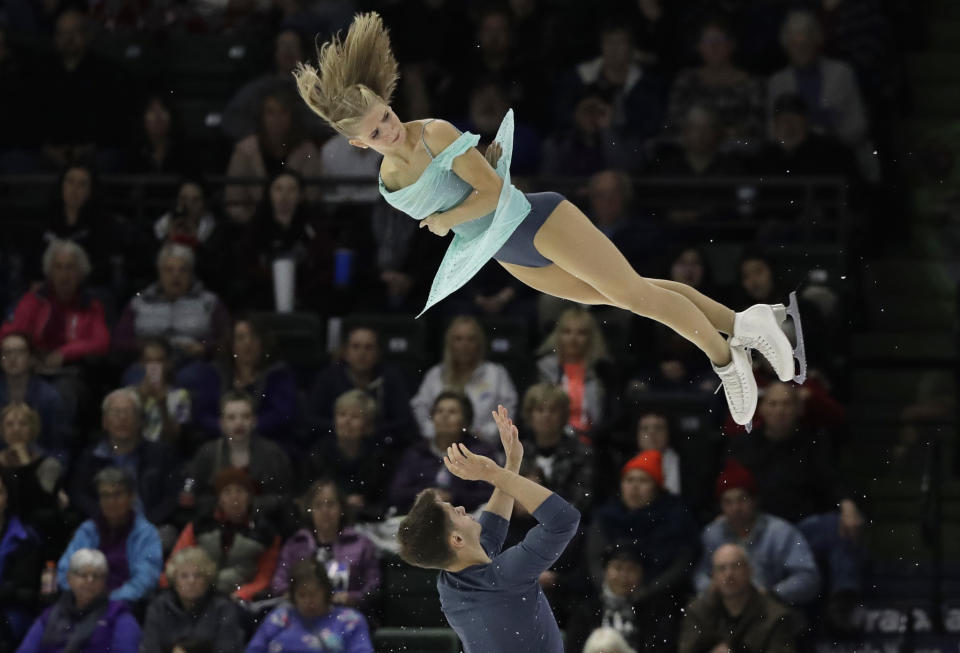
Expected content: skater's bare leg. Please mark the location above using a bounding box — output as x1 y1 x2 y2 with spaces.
527 201 731 367
646 278 735 335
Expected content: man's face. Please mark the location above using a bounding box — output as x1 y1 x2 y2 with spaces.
98 483 134 524
637 414 669 451
158 255 192 298
1 335 31 376
621 469 657 510
344 329 378 375
758 383 799 439
604 557 643 598
441 501 482 548
712 545 752 598
49 250 82 297
54 11 88 62
720 488 757 531
68 565 106 606
172 563 208 604
220 400 255 441
741 259 774 301
103 395 141 443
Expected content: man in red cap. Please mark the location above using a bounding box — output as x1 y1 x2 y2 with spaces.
586 450 699 610
693 458 820 606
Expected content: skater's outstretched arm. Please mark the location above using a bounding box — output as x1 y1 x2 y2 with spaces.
443 443 551 516
483 405 523 521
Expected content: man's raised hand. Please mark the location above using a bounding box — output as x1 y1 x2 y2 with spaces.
492 405 523 469
443 443 500 483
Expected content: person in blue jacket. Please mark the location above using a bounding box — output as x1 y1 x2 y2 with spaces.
397 405 580 653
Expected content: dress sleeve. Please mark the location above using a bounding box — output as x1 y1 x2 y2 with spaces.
432 132 481 172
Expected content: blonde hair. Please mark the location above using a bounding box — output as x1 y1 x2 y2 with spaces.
0 403 41 441
537 307 609 366
442 316 487 390
334 389 378 425
522 383 570 426
293 12 400 136
165 546 217 584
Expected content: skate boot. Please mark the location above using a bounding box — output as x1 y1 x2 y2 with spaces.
731 303 796 383
713 343 758 427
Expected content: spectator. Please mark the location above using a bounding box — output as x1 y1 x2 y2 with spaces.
411 316 517 444
221 29 327 143
150 180 220 280
678 544 800 653
57 468 163 603
126 339 192 448
308 324 416 449
318 129 381 204
582 627 637 653
649 105 744 180
728 382 864 630
586 169 665 269
666 18 764 148
182 391 294 518
247 559 373 653
270 480 380 615
166 469 280 603
127 95 190 177
141 547 244 653
224 89 322 224
0 332 71 461
693 458 820 606
19 549 141 653
536 307 612 437
390 392 498 513
587 451 700 604
0 404 68 553
566 548 678 653
113 244 231 362
70 388 180 527
768 10 878 182
519 383 595 512
454 80 542 176
1 240 110 386
301 390 393 521
180 318 297 444
540 90 636 176
0 473 42 650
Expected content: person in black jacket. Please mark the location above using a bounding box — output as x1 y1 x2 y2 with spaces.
0 472 41 652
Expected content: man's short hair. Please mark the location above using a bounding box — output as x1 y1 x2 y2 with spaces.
220 389 256 414
101 387 142 416
397 489 456 569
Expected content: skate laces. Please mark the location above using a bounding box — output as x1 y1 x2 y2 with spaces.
714 350 749 412
730 333 777 369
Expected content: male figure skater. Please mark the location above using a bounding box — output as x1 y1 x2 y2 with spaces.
397 405 580 653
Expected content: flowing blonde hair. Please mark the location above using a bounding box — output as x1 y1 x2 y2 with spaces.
536 306 609 367
293 12 400 136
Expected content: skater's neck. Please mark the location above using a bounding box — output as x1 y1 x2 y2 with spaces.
446 545 492 572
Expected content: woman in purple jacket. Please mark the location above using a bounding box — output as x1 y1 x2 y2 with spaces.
270 480 380 616
17 548 140 653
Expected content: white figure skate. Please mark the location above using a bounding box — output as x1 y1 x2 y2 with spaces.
732 291 807 385
713 343 758 427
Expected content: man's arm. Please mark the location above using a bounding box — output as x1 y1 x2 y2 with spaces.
483 406 523 521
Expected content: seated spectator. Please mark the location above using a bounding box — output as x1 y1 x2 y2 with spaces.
566 547 678 653
649 105 744 179
520 383 595 513
182 391 294 519
536 307 613 437
540 90 637 176
150 179 221 287
167 469 280 603
666 17 763 148
141 547 244 653
301 391 392 521
0 473 42 650
391 392 498 513
611 412 714 518
0 404 68 552
126 339 192 448
180 318 297 444
71 389 180 527
586 169 665 270
308 324 415 449
693 459 819 606
679 544 801 653
0 332 71 461
57 468 163 603
729 382 863 630
1 240 110 415
583 627 638 653
127 95 191 177
587 451 700 604
270 480 380 615
411 316 517 444
224 89 322 224
113 244 231 362
221 29 327 143
454 79 541 175
19 549 141 653
247 559 373 653
768 10 878 181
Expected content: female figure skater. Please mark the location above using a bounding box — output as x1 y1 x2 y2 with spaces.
293 13 801 426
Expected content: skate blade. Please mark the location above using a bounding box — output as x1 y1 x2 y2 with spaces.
771 291 807 385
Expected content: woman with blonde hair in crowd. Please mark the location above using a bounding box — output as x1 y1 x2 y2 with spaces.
292 12 802 427
410 315 516 444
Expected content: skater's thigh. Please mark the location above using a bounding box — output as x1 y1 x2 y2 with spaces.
533 201 650 304
497 260 610 305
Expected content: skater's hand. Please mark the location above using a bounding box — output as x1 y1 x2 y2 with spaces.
420 213 453 237
492 404 523 470
443 442 500 482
